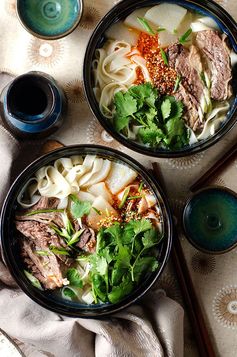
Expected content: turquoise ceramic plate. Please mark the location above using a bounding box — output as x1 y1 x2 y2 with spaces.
183 186 237 254
17 0 83 40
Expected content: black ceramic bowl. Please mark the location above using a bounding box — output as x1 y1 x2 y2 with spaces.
83 0 237 158
0 145 172 317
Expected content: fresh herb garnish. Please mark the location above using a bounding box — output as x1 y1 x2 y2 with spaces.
113 83 189 150
179 28 192 44
92 207 102 215
157 27 166 32
137 17 155 35
118 187 130 209
67 229 84 246
138 182 144 193
62 287 77 300
25 208 64 216
89 219 162 304
160 48 168 65
24 270 43 290
127 195 143 200
174 75 182 92
67 268 83 288
35 250 51 256
49 246 70 256
70 194 92 218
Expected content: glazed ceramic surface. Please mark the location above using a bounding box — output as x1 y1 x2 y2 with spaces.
83 0 237 158
17 0 83 39
1 71 66 139
183 186 237 253
0 145 172 317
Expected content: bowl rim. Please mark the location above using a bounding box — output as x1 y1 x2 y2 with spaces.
83 0 237 158
182 185 237 254
0 144 173 317
16 0 84 40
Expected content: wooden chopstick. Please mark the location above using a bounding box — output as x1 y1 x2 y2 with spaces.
152 162 216 357
190 141 237 192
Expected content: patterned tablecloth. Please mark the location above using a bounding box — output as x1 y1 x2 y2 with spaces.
0 0 237 356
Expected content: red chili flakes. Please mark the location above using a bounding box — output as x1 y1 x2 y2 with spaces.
136 32 177 95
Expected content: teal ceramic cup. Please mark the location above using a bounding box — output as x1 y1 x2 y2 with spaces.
17 0 83 40
183 186 237 254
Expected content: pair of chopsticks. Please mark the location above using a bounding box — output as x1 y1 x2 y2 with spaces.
152 162 216 357
152 141 237 356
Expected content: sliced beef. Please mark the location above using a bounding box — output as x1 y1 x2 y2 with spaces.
16 211 63 228
22 240 65 289
16 220 72 290
167 43 204 131
76 228 96 253
31 197 59 210
195 30 232 100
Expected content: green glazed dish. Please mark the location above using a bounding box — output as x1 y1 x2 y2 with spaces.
17 0 83 40
183 186 237 254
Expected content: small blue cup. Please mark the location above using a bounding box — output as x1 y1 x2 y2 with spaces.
1 71 66 139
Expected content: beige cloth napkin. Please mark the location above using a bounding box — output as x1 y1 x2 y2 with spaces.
0 125 184 357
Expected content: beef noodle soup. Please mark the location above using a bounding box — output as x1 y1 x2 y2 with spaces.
92 3 235 150
15 155 163 305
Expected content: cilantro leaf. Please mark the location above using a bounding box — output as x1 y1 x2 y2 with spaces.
114 91 137 117
70 194 92 218
114 115 130 132
66 268 83 288
142 227 161 248
164 116 189 148
90 255 108 276
161 98 171 120
126 219 152 236
138 125 163 147
108 274 134 304
133 257 159 282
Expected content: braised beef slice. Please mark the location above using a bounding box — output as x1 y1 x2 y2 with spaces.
76 228 96 253
16 220 71 289
16 211 63 228
22 240 64 289
167 43 204 131
195 30 232 101
31 197 59 210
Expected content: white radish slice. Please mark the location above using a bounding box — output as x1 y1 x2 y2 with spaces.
77 191 96 203
87 196 118 230
105 21 139 46
145 4 187 33
124 7 154 33
88 182 113 204
105 162 137 194
198 17 219 30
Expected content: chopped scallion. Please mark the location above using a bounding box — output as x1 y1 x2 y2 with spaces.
137 17 155 35
160 48 168 65
138 182 144 193
174 75 182 92
24 270 43 290
118 187 130 209
67 229 84 246
179 28 192 44
25 208 64 216
49 245 70 256
127 195 143 200
35 250 51 256
92 207 102 215
157 27 166 33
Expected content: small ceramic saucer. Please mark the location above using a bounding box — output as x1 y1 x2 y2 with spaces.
17 0 83 40
183 186 237 254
